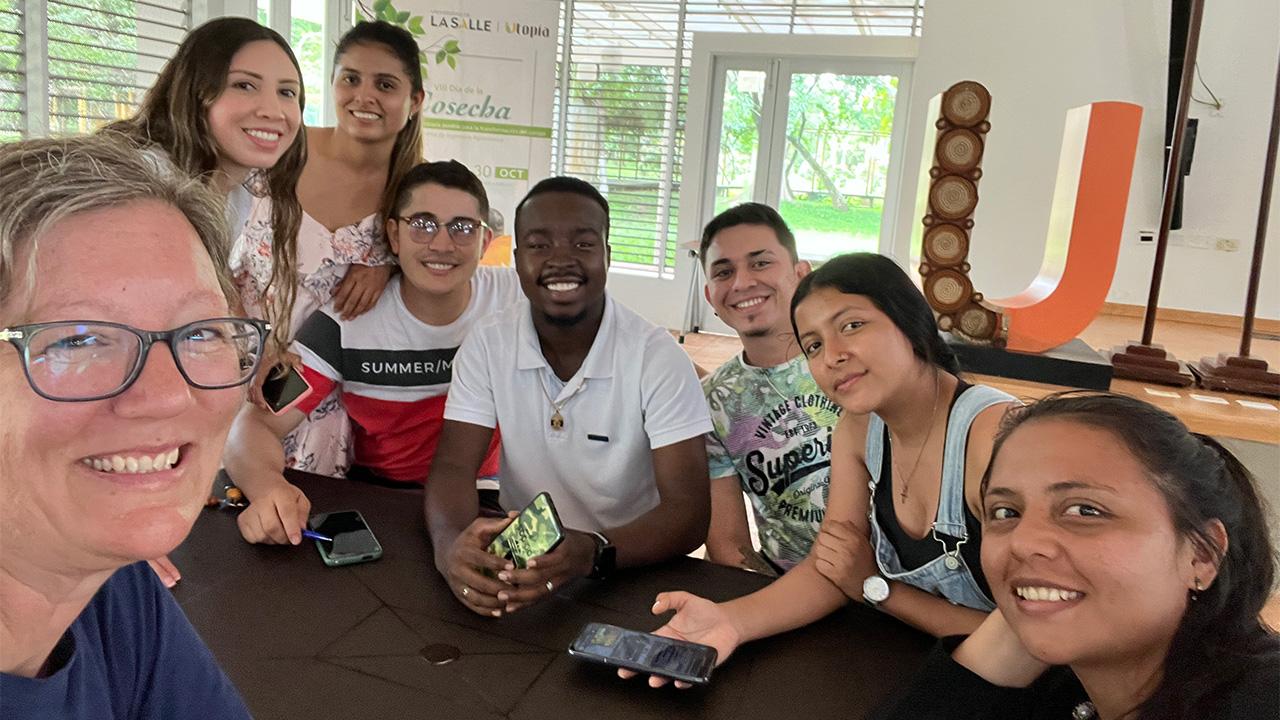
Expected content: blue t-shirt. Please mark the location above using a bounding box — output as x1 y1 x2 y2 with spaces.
1 562 250 719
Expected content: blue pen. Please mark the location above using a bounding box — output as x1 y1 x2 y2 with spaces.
301 529 332 543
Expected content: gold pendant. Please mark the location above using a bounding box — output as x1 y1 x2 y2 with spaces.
550 411 564 430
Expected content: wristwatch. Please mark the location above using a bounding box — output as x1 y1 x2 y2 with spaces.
862 575 891 607
587 531 616 580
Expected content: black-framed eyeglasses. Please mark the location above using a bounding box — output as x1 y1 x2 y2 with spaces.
395 213 490 245
0 318 271 402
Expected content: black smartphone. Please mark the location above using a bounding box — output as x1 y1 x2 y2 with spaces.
487 492 565 568
261 364 313 415
309 510 382 567
568 622 718 685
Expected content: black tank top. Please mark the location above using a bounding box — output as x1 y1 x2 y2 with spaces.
872 380 992 600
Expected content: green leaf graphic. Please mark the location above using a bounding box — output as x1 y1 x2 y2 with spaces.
409 16 424 34
396 10 410 22
435 49 447 63
444 39 460 53
446 54 457 70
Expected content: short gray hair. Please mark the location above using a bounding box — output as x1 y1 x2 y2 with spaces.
0 134 236 315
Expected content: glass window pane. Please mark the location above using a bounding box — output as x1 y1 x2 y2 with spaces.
290 0 325 127
714 69 765 216
779 72 898 260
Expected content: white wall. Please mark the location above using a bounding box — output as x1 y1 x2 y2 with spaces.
893 0 1280 321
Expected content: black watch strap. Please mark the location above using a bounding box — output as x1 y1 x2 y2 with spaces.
587 531 615 580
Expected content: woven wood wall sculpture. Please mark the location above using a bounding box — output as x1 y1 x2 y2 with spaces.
917 81 1004 344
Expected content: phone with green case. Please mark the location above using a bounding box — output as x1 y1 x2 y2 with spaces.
488 492 565 568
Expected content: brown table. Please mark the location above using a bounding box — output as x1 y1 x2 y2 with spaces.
171 472 932 719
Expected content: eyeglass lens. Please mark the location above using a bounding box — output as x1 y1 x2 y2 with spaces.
406 215 482 243
22 320 262 400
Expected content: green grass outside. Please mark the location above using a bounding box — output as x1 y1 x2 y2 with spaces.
604 195 885 267
779 197 881 234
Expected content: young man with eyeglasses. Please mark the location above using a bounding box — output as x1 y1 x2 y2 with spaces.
223 160 520 545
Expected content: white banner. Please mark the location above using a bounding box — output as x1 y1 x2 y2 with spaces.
367 0 560 243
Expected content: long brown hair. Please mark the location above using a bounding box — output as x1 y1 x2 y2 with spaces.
335 21 425 224
983 392 1279 719
790 253 961 374
103 17 306 358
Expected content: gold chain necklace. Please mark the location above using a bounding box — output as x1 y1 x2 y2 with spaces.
538 372 587 430
889 370 941 502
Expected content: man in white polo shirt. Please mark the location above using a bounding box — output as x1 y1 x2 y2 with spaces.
426 176 712 617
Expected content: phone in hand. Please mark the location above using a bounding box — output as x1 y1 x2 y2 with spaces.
487 492 565 568
568 622 718 685
309 510 382 567
261 364 313 415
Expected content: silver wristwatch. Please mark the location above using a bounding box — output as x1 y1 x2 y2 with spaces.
862 575 891 607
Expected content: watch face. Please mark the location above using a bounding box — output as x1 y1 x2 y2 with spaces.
863 576 890 603
589 533 616 579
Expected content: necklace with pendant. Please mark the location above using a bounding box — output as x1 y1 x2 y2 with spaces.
889 369 942 502
538 372 586 430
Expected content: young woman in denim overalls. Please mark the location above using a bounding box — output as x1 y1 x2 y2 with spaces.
624 253 1018 688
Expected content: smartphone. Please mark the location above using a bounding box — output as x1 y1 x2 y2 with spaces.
261 364 313 415
309 510 382 567
487 492 565 568
568 622 718 686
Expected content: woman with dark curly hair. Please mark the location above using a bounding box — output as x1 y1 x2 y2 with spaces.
875 391 1279 720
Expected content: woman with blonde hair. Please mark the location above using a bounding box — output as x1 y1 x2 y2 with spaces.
0 133 260 719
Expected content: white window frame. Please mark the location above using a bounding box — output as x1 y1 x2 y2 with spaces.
649 32 918 332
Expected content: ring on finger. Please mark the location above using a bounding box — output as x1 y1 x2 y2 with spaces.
461 586 471 598
545 580 554 593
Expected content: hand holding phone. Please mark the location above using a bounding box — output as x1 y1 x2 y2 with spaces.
569 622 718 686
487 492 565 568
441 515 523 618
260 363 313 416
615 592 741 689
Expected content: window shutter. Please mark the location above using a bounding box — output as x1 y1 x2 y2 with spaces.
553 1 689 276
46 0 189 135
0 1 22 140
551 1 923 277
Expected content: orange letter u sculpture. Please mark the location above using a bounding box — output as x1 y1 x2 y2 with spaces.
914 82 1143 354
